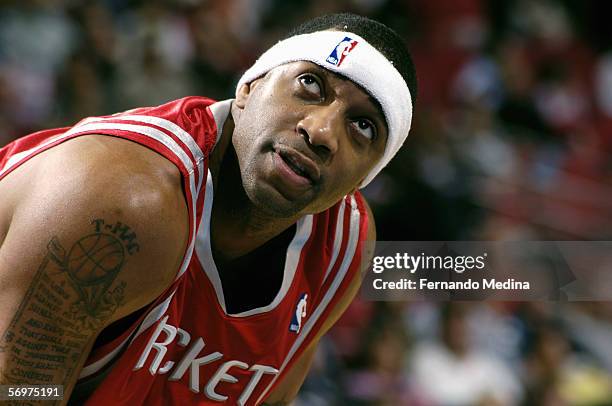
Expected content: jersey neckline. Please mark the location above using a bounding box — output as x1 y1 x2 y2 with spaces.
195 171 313 317
196 99 313 318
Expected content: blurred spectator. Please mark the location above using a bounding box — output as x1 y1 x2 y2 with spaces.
523 320 612 406
114 1 194 109
0 0 76 130
409 304 523 405
343 324 413 405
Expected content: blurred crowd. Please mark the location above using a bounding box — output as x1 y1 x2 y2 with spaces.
1 0 611 405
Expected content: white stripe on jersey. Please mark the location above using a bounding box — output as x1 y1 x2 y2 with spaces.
131 290 177 343
66 122 195 175
81 115 206 194
256 195 361 404
322 199 346 283
208 99 233 150
0 133 67 178
78 333 132 379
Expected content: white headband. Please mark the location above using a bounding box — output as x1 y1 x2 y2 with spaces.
236 30 413 188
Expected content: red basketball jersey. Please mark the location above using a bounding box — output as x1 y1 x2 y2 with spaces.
0 97 369 405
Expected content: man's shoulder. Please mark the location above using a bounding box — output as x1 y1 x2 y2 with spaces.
35 135 184 206
10 134 189 302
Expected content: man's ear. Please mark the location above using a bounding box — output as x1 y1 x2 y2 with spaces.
235 78 262 109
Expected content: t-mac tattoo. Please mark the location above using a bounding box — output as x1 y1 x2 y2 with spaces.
0 219 139 392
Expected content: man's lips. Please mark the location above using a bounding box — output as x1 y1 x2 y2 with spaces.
274 145 321 184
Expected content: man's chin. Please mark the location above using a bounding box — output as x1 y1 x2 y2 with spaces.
244 181 311 219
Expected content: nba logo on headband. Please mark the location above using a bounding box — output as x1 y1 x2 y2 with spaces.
326 37 359 67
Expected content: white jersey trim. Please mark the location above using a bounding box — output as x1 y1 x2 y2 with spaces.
66 122 194 171
131 290 177 342
322 199 346 283
78 333 132 379
95 114 205 194
256 195 361 404
194 170 314 318
0 132 66 178
77 290 177 380
207 99 233 149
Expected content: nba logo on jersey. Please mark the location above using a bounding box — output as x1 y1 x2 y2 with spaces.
289 293 308 333
326 37 359 67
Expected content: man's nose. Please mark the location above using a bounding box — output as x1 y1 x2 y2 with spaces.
296 105 343 161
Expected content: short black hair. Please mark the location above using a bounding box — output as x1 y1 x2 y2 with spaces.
287 13 417 107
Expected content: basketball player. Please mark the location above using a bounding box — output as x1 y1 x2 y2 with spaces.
0 13 416 405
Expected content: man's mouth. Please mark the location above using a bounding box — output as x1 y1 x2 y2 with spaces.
275 147 321 184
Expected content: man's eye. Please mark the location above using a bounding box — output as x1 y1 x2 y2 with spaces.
351 118 377 141
298 74 322 97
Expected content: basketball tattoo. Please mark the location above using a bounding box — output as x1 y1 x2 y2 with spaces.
0 219 137 399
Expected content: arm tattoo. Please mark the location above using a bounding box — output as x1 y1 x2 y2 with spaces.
0 219 138 398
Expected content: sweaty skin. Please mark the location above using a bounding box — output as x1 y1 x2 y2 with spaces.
0 60 381 404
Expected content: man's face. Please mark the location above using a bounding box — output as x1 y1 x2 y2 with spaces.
232 61 388 218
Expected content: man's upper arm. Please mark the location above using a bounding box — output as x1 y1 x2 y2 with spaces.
0 136 188 401
264 199 377 404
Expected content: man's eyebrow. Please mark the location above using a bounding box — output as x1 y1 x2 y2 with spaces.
367 96 386 126
316 67 387 131
355 88 388 134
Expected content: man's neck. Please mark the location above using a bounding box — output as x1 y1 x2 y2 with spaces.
208 105 299 262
